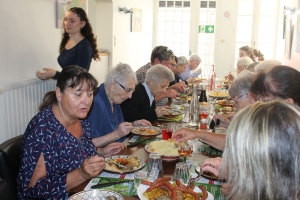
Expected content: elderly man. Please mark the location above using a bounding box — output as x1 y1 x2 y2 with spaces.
121 64 175 122
87 63 151 147
136 46 186 106
179 53 202 81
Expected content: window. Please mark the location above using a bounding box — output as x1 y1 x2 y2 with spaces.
155 0 217 77
235 0 279 63
157 1 191 56
198 0 216 76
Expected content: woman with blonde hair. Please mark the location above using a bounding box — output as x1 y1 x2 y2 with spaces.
201 100 300 200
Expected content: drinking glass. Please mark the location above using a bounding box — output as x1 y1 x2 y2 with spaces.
214 77 222 96
161 123 173 140
134 170 147 188
173 162 190 184
147 153 163 181
199 106 210 130
177 141 193 163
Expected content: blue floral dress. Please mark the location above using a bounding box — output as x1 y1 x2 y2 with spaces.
17 105 96 199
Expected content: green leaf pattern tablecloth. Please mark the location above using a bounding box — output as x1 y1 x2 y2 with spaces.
85 160 225 199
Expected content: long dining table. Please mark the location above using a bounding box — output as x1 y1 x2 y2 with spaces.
69 126 225 200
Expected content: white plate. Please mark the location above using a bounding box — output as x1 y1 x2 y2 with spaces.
131 126 161 136
104 155 145 174
137 182 214 200
69 189 124 200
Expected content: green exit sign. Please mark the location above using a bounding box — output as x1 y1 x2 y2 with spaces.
199 25 215 33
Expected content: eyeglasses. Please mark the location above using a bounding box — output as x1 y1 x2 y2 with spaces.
115 81 135 93
256 95 276 102
233 93 248 106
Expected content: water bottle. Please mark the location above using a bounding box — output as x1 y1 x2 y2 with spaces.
188 84 199 127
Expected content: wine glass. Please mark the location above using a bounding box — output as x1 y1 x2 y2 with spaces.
177 141 193 163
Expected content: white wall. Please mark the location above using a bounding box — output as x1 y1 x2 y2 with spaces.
0 0 61 83
276 0 300 71
0 0 154 84
111 0 154 71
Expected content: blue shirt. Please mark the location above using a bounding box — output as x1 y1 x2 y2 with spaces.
54 38 93 79
87 83 126 143
179 65 201 80
17 105 96 199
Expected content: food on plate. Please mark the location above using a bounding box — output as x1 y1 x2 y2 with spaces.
222 106 232 112
132 127 159 135
148 140 179 156
164 109 183 116
105 156 141 173
142 178 208 200
203 171 219 180
207 92 228 97
199 102 208 106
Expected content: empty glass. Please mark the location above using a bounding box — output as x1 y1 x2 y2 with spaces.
147 153 163 181
173 162 190 184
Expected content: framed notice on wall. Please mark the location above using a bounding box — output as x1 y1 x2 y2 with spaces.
56 0 87 28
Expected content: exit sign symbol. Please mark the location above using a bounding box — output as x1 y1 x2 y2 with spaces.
199 25 215 33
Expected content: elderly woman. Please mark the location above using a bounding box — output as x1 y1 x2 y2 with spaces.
172 70 257 151
17 66 123 199
179 53 202 81
236 57 254 74
254 59 281 73
171 56 195 85
87 63 151 147
251 65 300 105
121 64 174 122
201 100 300 199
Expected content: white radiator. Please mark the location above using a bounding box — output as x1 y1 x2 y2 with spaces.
0 78 56 143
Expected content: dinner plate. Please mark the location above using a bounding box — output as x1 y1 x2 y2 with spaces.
207 91 229 98
137 182 214 200
104 155 145 174
69 189 124 200
216 100 234 107
195 164 223 181
144 142 180 161
131 126 161 136
164 108 184 116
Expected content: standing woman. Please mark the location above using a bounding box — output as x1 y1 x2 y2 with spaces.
36 7 99 80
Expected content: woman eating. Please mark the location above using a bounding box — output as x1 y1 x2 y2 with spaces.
18 66 122 199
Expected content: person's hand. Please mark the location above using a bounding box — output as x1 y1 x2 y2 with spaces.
36 68 57 80
155 106 166 118
201 157 222 177
133 119 152 126
220 183 232 197
79 155 105 180
197 68 202 74
171 128 201 143
213 114 231 128
164 89 178 98
114 122 133 138
186 77 195 84
171 82 186 93
98 142 125 157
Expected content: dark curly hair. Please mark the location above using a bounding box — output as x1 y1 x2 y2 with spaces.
59 7 100 61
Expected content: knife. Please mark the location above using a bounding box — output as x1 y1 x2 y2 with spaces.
91 180 133 189
127 138 153 148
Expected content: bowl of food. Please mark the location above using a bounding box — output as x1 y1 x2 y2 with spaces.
144 140 180 161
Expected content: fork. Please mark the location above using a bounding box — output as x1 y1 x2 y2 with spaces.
187 168 204 188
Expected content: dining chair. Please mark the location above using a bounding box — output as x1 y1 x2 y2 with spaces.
0 135 24 200
0 178 13 200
